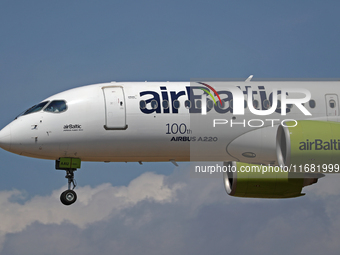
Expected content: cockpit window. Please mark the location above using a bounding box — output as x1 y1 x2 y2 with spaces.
23 101 49 116
44 100 67 113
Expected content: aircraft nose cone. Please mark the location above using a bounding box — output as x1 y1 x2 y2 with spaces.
0 125 11 151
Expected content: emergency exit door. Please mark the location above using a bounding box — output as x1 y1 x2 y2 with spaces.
103 87 127 130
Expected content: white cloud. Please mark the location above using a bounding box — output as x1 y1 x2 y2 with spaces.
0 172 184 237
1 169 340 255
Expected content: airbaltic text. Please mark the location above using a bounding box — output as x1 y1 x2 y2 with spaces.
299 139 340 150
139 85 311 116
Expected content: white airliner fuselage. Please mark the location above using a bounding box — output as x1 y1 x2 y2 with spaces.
0 80 338 204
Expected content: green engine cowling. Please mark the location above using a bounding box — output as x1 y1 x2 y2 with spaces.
223 161 323 198
276 120 340 168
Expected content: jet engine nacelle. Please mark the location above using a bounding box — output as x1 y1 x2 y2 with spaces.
276 120 340 169
226 125 279 165
223 161 323 198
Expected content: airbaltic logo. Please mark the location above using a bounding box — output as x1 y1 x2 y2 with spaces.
299 139 340 150
63 124 83 132
198 82 223 106
139 83 312 116
198 82 222 115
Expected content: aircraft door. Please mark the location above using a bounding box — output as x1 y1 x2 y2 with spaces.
102 86 127 130
325 94 339 117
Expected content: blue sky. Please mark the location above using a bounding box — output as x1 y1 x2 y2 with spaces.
1 1 340 254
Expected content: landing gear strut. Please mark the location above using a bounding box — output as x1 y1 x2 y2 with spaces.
56 158 81 206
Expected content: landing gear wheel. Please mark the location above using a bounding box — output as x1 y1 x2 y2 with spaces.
60 190 77 206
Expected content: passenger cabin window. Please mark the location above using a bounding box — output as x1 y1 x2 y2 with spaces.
329 99 336 109
162 100 169 109
207 100 214 109
263 99 270 109
218 100 225 109
185 100 191 109
173 100 180 109
196 100 202 109
277 100 281 109
140 100 146 109
23 101 49 116
309 99 316 108
150 100 158 109
44 100 67 113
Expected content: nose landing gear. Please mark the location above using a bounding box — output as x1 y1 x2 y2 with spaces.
56 158 81 206
60 169 77 205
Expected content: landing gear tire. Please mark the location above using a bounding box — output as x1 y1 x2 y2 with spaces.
60 190 77 206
